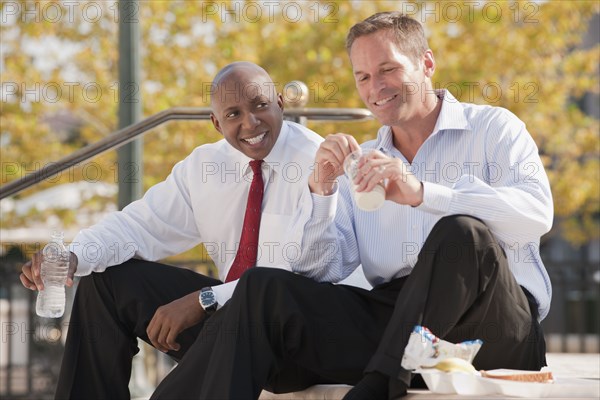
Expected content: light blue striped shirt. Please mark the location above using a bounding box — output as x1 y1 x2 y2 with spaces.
290 90 554 320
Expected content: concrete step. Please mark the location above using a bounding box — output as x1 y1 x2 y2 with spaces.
259 353 600 399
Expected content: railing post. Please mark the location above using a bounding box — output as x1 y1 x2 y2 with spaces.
283 81 309 126
117 0 143 210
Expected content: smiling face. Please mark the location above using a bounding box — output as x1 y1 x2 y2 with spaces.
349 29 436 127
210 64 284 160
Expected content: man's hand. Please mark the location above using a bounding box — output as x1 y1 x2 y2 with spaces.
309 133 361 196
354 150 424 207
20 251 78 291
146 291 206 353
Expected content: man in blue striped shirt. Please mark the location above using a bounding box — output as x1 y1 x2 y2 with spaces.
292 12 553 399
150 12 553 400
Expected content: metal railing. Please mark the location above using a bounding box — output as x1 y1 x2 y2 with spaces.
0 106 373 200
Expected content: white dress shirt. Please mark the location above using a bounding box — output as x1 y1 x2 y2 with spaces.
290 90 554 320
69 121 323 306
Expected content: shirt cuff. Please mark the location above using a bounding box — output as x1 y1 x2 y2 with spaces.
311 188 338 219
211 280 237 309
417 181 453 214
68 243 94 277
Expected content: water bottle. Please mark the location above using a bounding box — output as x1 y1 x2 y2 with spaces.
36 231 70 318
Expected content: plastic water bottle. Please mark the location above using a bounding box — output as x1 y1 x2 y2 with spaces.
36 231 70 318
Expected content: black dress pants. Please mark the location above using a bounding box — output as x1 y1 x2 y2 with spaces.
55 260 331 399
151 215 547 399
55 259 222 399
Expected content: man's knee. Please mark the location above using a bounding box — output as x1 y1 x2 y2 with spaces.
435 215 487 236
431 215 500 249
423 215 506 272
75 260 146 302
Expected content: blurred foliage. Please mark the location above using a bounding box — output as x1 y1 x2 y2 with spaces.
1 0 599 260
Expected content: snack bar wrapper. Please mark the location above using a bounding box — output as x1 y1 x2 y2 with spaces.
401 325 483 370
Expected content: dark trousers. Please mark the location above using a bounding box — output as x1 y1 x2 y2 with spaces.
54 260 221 399
151 216 547 400
55 259 331 400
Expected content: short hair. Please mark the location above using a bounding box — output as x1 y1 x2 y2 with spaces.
346 12 429 65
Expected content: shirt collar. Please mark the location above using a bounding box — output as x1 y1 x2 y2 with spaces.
374 89 472 151
430 89 472 134
373 127 395 153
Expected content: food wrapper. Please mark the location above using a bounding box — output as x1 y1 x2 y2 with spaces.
401 325 482 370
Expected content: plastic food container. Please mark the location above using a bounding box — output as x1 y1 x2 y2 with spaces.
418 369 600 398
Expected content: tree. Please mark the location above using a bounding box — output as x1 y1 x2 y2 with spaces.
1 0 598 257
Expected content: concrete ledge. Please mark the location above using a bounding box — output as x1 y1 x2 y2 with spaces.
259 353 600 399
260 384 351 399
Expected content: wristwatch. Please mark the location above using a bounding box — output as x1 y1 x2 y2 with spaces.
199 287 218 314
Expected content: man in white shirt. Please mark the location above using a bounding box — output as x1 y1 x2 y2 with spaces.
19 61 325 399
153 13 553 400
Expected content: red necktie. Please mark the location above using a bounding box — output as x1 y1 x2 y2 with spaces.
225 160 264 282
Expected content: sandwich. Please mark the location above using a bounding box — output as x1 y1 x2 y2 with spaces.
480 369 554 383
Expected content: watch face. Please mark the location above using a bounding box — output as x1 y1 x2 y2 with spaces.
200 290 216 307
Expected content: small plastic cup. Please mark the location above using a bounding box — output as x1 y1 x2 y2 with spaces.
343 149 386 211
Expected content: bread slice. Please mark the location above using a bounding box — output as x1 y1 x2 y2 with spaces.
480 369 554 383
